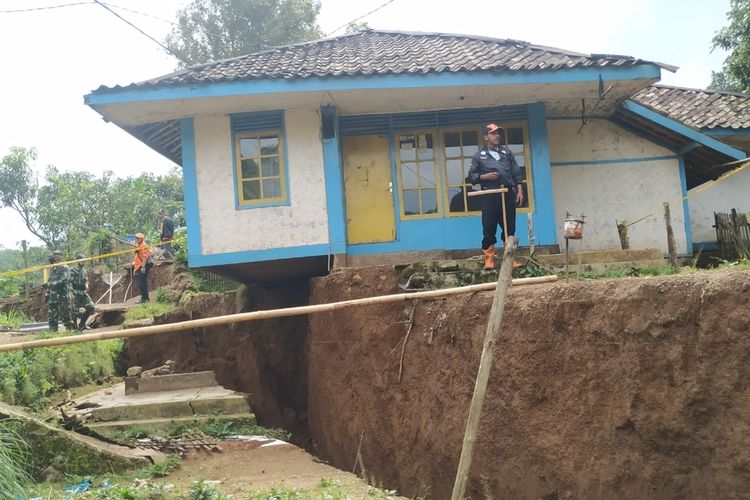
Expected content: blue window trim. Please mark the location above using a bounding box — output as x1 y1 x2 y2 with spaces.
230 110 292 210
86 65 663 106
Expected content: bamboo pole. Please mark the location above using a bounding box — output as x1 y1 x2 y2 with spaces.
0 274 557 353
451 237 518 500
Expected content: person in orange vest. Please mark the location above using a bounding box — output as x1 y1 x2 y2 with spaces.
133 233 152 303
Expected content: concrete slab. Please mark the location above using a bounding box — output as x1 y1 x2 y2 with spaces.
535 248 664 266
124 371 217 395
73 382 252 422
88 412 256 437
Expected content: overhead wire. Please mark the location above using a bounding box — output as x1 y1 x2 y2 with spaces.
0 1 93 13
91 0 189 65
324 0 397 37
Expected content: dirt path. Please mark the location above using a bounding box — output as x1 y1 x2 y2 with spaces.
157 438 404 498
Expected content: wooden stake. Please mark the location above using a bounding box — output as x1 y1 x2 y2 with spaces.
451 237 518 500
664 202 677 267
0 274 556 353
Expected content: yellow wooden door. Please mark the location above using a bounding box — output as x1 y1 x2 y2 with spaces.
342 135 396 244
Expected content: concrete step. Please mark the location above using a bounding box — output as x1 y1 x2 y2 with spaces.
535 248 664 266
125 371 217 395
87 412 256 438
72 382 252 423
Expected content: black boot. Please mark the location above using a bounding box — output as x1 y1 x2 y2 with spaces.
48 321 58 332
78 313 91 331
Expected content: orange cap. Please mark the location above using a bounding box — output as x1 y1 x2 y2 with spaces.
485 123 504 135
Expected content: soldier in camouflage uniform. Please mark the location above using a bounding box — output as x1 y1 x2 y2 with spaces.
71 254 95 331
46 251 75 332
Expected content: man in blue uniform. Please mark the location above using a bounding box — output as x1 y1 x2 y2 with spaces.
467 123 524 269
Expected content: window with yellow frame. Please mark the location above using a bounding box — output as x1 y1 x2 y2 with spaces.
396 132 440 218
235 130 286 205
443 124 533 215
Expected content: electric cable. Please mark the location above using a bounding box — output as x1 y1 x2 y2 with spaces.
324 0 397 37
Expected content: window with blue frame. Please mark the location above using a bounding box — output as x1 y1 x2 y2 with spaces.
232 111 287 207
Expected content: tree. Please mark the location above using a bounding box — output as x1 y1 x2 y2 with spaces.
0 146 184 254
710 0 750 92
164 0 323 67
345 21 369 34
0 147 52 248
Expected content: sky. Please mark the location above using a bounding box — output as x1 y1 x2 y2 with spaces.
0 0 735 249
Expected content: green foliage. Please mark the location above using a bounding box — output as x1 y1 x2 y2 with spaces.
0 339 122 408
0 308 30 329
710 0 750 92
165 0 323 67
0 423 31 499
568 265 680 280
135 454 181 479
248 478 398 499
123 302 174 325
188 478 232 500
0 147 184 257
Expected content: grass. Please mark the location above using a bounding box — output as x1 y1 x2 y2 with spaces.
123 302 174 326
111 417 290 443
248 478 398 500
0 337 122 410
188 479 232 500
0 423 31 498
135 454 181 479
0 308 31 329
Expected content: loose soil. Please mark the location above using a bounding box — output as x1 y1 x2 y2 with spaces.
156 439 396 497
123 267 750 499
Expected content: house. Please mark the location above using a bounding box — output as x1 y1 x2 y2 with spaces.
630 85 750 250
84 30 746 280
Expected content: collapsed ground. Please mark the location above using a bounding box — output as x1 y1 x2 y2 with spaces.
120 264 750 499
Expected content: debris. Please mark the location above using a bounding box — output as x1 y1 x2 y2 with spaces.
126 366 143 377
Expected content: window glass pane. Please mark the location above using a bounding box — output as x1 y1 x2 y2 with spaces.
448 187 465 213
403 190 419 215
421 189 438 214
417 134 433 160
399 136 416 161
444 132 460 157
463 158 473 179
262 179 281 198
516 155 525 168
241 159 259 179
508 144 524 155
401 162 418 189
261 157 279 177
446 159 463 185
242 180 260 200
418 162 435 187
507 128 524 144
462 131 479 156
240 138 258 158
260 136 279 155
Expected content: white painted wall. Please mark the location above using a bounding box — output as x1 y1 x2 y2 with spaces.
548 119 687 255
193 108 329 255
689 165 750 244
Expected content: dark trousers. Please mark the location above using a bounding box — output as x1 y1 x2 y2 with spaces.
480 188 516 249
137 270 149 301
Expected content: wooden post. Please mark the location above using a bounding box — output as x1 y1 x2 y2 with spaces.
108 272 113 304
616 220 629 250
527 213 535 256
21 240 29 299
451 237 517 500
664 202 677 267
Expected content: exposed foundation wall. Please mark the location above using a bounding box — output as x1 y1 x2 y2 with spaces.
548 119 687 254
307 267 750 500
689 166 750 244
193 108 329 255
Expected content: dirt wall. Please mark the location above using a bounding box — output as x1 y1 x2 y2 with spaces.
123 279 311 444
306 268 750 499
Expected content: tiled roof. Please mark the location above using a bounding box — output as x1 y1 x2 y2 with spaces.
632 85 750 130
92 29 673 93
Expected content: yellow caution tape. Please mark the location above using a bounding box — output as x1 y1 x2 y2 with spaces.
0 235 186 279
